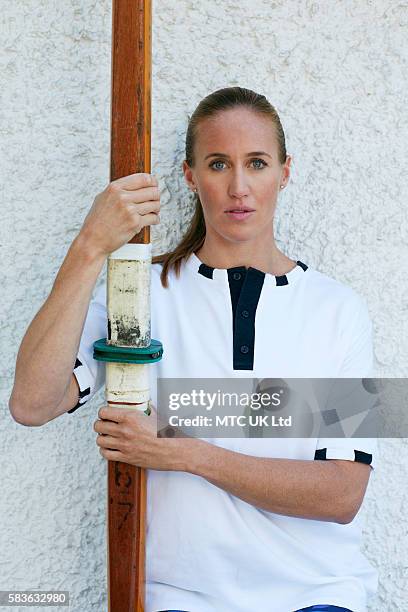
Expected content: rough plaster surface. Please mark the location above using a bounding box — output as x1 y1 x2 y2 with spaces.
1 1 407 611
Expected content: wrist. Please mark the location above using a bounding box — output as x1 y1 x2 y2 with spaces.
178 437 215 476
71 231 107 266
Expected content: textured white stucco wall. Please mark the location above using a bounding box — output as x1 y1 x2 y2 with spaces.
1 1 407 611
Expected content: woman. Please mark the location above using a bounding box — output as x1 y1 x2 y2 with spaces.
10 87 378 612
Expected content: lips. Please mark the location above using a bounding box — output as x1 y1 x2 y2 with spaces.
225 209 255 220
225 207 255 213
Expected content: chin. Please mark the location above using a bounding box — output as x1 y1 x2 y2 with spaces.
218 227 259 244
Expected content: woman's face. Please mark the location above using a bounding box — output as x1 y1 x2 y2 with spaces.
183 107 291 245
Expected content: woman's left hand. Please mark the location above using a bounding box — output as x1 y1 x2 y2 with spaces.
93 403 194 471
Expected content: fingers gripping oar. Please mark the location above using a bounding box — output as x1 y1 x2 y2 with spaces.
93 1 161 610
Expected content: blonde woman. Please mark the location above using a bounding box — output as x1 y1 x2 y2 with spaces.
10 87 377 612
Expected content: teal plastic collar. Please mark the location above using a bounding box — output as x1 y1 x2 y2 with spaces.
93 338 163 364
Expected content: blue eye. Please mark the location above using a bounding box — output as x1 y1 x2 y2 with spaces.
209 158 267 171
252 158 267 169
210 160 226 170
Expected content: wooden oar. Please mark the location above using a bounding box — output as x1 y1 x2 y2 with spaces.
93 2 158 610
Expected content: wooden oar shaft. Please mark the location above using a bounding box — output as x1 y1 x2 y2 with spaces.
111 0 151 241
107 2 152 611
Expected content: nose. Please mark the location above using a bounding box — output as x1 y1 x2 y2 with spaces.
228 168 250 200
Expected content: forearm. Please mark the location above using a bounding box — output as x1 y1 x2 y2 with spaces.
10 232 106 420
185 440 354 523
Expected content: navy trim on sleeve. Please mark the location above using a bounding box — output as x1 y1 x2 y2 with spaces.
296 260 308 271
354 450 373 465
314 448 327 460
67 358 91 414
314 448 373 466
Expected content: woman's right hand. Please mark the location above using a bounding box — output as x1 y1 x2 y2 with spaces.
78 172 161 257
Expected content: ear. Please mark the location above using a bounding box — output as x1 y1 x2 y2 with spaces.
182 159 196 191
280 154 292 188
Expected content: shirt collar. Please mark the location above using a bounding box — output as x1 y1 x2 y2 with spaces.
184 252 308 287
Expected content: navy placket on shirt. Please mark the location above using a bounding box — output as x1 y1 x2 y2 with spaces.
198 260 308 371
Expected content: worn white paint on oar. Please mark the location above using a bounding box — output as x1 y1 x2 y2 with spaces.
108 243 151 346
106 242 152 412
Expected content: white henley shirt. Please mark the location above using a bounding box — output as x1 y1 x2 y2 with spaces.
70 253 378 612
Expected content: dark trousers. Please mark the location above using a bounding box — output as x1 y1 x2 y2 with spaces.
294 606 354 612
158 606 354 612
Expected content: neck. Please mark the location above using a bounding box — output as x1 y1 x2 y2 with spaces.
195 233 296 276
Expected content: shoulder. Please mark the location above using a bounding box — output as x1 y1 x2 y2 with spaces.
151 261 165 284
304 266 368 308
303 266 372 332
151 259 190 291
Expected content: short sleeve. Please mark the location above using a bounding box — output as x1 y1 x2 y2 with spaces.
314 438 377 470
68 282 107 413
314 293 377 470
337 293 374 378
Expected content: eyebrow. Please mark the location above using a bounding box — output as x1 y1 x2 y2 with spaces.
204 151 272 160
